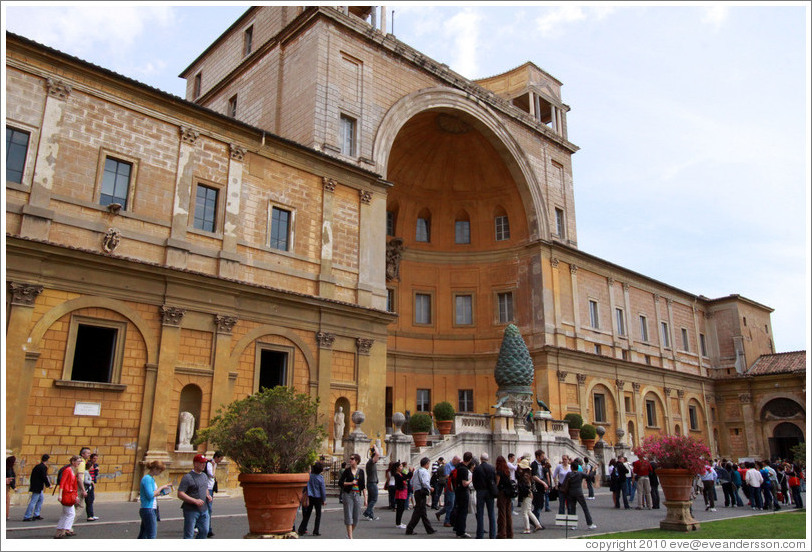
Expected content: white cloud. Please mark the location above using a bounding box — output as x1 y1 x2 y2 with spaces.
447 8 483 78
701 5 730 29
535 5 587 37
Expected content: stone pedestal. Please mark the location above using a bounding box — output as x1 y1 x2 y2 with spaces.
343 411 372 462
385 411 413 464
660 500 700 531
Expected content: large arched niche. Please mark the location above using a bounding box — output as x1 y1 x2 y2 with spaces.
373 87 550 242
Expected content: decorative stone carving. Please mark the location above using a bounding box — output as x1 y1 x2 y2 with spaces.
666 298 673 307
179 126 199 144
322 177 336 192
359 190 372 204
704 311 714 319
107 203 122 215
677 390 685 399
570 264 578 275
46 77 72 99
9 282 43 307
214 315 237 334
615 379 625 390
738 393 752 404
102 227 121 254
576 373 587 385
356 338 374 356
351 410 365 434
229 143 246 160
177 411 195 451
392 412 406 435
622 282 630 292
607 277 615 287
386 238 405 281
654 294 661 303
493 324 536 428
316 331 335 349
551 257 559 268
632 382 641 393
557 370 568 382
705 394 715 404
160 305 186 326
333 407 346 440
663 387 672 396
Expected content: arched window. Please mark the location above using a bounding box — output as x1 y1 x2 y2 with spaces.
455 210 470 244
416 208 431 243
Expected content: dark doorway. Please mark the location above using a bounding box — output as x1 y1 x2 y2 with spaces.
258 349 287 390
768 422 804 461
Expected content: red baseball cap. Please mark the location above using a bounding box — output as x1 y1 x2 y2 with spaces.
193 454 207 464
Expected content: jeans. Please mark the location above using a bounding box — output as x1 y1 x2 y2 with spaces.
182 508 209 539
363 483 378 518
626 478 636 501
721 482 735 506
733 485 744 507
438 489 455 524
651 485 660 508
586 475 594 498
23 491 44 520
298 497 323 534
206 493 214 534
138 507 157 539
790 486 803 508
85 483 95 518
474 489 495 538
750 485 763 509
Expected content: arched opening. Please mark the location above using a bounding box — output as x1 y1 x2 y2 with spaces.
627 420 636 448
674 424 681 436
333 397 352 450
769 422 804 461
176 384 203 450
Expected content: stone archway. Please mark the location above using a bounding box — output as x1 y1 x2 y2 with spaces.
769 422 804 462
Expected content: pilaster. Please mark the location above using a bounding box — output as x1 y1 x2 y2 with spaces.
166 126 198 269
210 315 238 420
316 331 335 446
218 145 246 279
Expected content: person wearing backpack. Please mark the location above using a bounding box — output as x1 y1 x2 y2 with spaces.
55 455 81 539
453 452 474 538
516 457 543 534
435 455 459 527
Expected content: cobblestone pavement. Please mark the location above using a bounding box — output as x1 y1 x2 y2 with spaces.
5 488 804 540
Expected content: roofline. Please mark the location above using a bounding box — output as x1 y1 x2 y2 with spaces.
474 60 564 87
705 294 775 313
179 6 258 77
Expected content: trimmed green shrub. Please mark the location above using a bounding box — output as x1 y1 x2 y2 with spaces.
580 423 597 440
432 401 456 421
408 412 433 433
564 412 583 430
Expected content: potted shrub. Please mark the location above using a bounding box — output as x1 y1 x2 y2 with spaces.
580 423 597 450
634 434 712 531
407 412 433 447
564 413 583 440
195 386 325 536
432 401 456 435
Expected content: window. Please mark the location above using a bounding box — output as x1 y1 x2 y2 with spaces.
6 127 30 183
555 207 566 238
256 347 290 391
100 157 132 209
193 184 219 232
227 95 238 118
688 405 698 431
593 393 606 423
639 315 649 342
62 316 127 385
414 293 432 325
386 289 396 313
455 294 473 325
270 206 292 251
624 396 632 413
645 400 657 427
386 211 396 236
661 321 670 348
743 316 747 326
193 72 202 98
681 328 690 352
458 389 474 413
455 220 470 244
644 354 651 365
700 333 708 357
416 389 431 412
340 114 356 157
243 25 254 56
494 215 510 241
588 300 599 329
497 292 514 324
416 216 431 243
616 307 626 336
621 349 628 360
594 344 601 355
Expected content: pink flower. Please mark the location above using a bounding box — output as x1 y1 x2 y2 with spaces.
633 434 711 474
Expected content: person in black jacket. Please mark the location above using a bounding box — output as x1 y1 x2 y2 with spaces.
23 454 51 521
649 462 661 509
615 456 631 509
563 458 597 530
472 452 496 539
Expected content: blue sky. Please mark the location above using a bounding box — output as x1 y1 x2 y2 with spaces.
3 3 810 354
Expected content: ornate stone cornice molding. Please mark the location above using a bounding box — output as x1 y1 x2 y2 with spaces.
356 338 374 356
160 305 186 327
229 143 246 160
46 77 72 100
615 379 625 390
359 190 372 204
9 282 43 307
179 126 199 145
322 177 337 192
214 315 238 335
556 370 568 382
316 331 335 349
576 373 587 385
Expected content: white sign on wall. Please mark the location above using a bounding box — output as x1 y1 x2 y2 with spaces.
74 402 101 416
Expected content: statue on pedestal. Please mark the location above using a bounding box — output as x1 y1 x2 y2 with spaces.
334 406 345 452
177 411 195 451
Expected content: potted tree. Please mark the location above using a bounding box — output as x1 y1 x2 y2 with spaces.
195 386 325 536
579 423 597 450
634 434 711 531
432 401 456 435
564 413 583 441
407 412 433 447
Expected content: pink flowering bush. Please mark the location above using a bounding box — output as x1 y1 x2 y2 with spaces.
633 434 711 474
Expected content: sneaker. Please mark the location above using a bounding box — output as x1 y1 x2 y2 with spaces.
33 516 44 520
587 497 595 500
522 530 532 534
396 524 407 529
22 518 33 522
512 511 520 515
588 524 597 530
709 508 716 512
456 533 472 538
362 515 371 521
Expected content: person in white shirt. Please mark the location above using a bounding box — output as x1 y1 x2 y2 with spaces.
204 452 223 537
405 457 436 535
552 455 572 515
699 464 718 511
745 462 764 510
507 453 519 514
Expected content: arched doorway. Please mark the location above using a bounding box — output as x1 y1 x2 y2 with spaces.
769 422 804 461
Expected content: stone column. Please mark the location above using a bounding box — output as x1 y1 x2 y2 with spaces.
677 390 687 434
739 393 759 458
607 278 618 355
5 283 44 453
357 189 387 309
654 295 666 363
556 370 568 419
570 264 584 351
218 145 245 279
319 178 337 299
576 373 588 421
210 315 237 417
666 298 677 365
316 331 335 446
356 337 384 438
145 306 186 464
615 379 627 442
528 91 537 120
622 283 635 360
550 104 558 133
692 305 705 376
166 126 198 269
632 382 643 448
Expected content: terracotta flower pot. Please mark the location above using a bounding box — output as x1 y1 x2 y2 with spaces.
436 420 453 435
582 438 595 451
412 432 429 447
238 472 309 536
657 468 694 502
568 428 581 441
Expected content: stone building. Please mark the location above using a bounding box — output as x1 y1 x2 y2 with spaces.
4 6 805 499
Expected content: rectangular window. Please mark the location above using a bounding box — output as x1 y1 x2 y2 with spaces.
340 114 356 157
386 289 396 313
588 300 599 329
194 72 202 98
62 316 127 386
645 354 651 365
193 184 218 232
243 25 253 56
593 393 606 423
458 389 474 413
621 349 628 360
270 206 292 251
6 127 30 183
639 315 649 342
661 321 670 348
416 217 430 242
100 157 132 209
646 400 657 427
594 344 601 355
497 292 514 324
386 211 396 236
494 215 510 241
688 405 698 430
700 333 708 357
681 328 690 352
555 207 566 238
414 293 432 325
455 294 473 325
228 94 238 118
616 307 626 336
624 396 632 413
455 220 470 244
416 389 431 412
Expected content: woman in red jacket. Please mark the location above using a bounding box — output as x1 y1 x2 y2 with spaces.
55 456 81 539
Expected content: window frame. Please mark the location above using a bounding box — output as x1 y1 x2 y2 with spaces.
555 206 566 238
494 214 510 241
386 210 396 236
416 389 431 412
416 216 431 243
496 291 514 324
339 114 357 157
190 181 224 235
680 327 690 352
458 389 474 413
386 288 396 313
639 314 649 342
193 72 202 99
688 404 699 431
453 292 474 327
59 315 127 389
413 291 433 326
593 392 607 423
94 149 139 211
645 399 657 427
455 219 471 245
5 126 32 185
615 307 626 336
268 203 295 252
227 94 238 118
699 333 708 357
253 342 295 393
588 299 600 329
661 321 670 348
243 25 254 57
